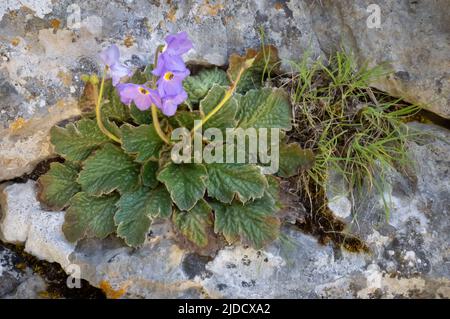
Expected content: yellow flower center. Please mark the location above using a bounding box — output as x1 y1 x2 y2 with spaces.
138 87 149 95
164 71 175 81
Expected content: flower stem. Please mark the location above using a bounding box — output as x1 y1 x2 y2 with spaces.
151 104 171 145
191 60 252 134
150 44 171 145
96 69 121 143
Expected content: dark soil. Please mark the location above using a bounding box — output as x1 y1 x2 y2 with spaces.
0 242 105 299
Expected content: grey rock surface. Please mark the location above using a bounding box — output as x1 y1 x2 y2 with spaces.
308 0 450 119
0 245 47 298
0 123 449 298
0 181 76 269
0 0 449 298
1 0 449 182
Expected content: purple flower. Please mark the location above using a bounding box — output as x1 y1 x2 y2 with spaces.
99 45 132 86
152 53 187 77
116 83 160 111
156 68 190 97
160 91 188 116
164 32 193 56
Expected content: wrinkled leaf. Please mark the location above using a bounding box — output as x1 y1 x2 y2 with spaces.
77 143 140 195
237 87 292 131
183 67 230 105
228 45 279 93
63 192 119 242
121 124 164 162
168 110 202 130
102 81 130 122
205 163 267 203
157 163 207 211
199 85 238 131
173 199 212 247
50 119 109 162
130 104 152 125
278 143 315 178
130 69 147 84
140 160 159 188
265 175 283 210
211 193 280 249
37 162 81 210
103 118 122 140
114 186 172 246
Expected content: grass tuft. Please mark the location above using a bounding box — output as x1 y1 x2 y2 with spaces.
283 50 421 223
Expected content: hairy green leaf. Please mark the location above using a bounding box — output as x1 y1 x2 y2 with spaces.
77 143 140 195
183 67 230 104
212 193 280 249
157 163 207 211
103 118 123 140
102 81 130 122
140 160 159 188
237 88 292 131
173 199 212 247
205 163 267 203
278 143 315 178
63 192 119 242
37 162 81 210
50 119 109 161
121 124 164 162
130 104 152 125
168 110 201 130
266 175 283 210
130 69 147 84
114 186 172 246
228 45 279 93
199 85 238 131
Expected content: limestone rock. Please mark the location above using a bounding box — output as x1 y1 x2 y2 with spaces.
1 0 449 181
0 102 80 181
1 123 449 298
307 0 450 118
0 181 76 268
0 245 48 298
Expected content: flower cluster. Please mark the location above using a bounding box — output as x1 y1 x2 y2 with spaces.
99 32 192 116
99 45 133 86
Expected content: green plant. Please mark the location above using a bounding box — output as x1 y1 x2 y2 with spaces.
286 50 421 219
37 44 314 250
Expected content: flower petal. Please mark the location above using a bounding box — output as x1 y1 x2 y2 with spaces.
152 53 187 77
110 63 132 86
165 32 193 56
160 91 188 116
156 69 190 97
134 94 152 110
100 44 120 67
116 83 137 105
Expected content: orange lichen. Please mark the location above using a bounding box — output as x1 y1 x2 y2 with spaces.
50 19 61 29
11 38 20 46
167 6 177 22
194 15 202 24
274 2 284 10
124 35 134 48
57 70 73 86
99 280 131 299
9 117 27 132
199 0 223 16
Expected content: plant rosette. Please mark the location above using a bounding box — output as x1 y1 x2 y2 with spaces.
38 32 314 250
